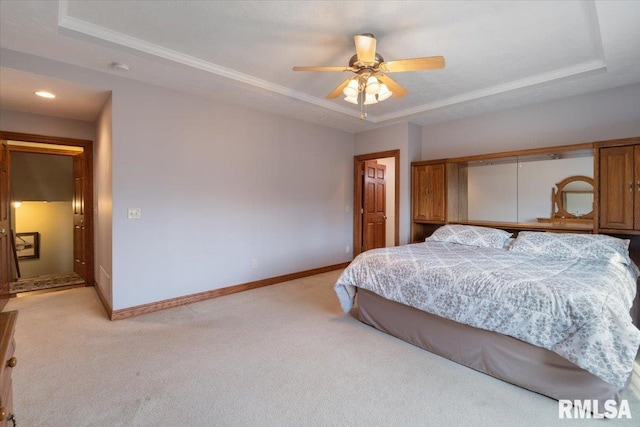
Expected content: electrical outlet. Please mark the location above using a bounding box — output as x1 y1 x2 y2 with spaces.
251 259 258 268
127 208 141 219
345 246 350 253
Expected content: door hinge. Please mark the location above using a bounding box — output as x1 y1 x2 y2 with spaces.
361 208 364 214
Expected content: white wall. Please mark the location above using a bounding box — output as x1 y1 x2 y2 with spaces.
421 83 640 159
109 84 354 309
2 49 355 311
95 95 113 308
0 109 95 141
10 151 73 202
15 201 73 277
354 122 422 245
408 123 422 229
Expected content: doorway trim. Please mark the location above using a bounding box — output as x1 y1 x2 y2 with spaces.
0 131 95 287
353 149 400 258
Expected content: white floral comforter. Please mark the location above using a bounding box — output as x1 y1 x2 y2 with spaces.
334 242 640 388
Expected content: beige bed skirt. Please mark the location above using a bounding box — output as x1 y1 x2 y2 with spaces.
357 288 628 403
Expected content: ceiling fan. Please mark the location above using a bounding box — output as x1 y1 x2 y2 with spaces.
293 33 445 119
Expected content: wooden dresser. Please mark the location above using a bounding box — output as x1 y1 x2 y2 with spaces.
0 311 17 427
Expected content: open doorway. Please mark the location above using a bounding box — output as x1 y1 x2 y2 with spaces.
353 150 400 258
0 132 94 296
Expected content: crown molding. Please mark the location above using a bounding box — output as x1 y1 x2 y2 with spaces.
57 0 608 126
375 59 607 123
57 1 361 120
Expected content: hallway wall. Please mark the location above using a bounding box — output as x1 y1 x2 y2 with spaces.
15 201 73 278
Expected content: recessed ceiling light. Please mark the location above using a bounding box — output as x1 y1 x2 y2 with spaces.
34 91 55 99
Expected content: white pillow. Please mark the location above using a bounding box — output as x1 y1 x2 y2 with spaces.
510 231 631 265
426 224 512 249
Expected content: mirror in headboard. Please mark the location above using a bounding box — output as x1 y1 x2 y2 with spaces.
459 151 594 224
552 175 594 219
443 143 596 229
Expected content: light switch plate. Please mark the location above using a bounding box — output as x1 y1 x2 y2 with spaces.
127 208 141 219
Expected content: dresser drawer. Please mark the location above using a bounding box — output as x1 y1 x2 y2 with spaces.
0 338 15 396
0 312 17 427
0 378 11 427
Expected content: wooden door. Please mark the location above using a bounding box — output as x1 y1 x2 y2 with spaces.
428 164 446 222
412 163 446 222
73 153 86 277
599 146 634 230
362 161 386 252
412 165 428 221
0 143 10 310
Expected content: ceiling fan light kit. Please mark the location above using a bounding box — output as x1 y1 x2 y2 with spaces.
344 95 359 105
365 76 380 94
364 93 378 106
343 79 359 98
293 33 445 120
377 84 392 101
342 75 389 117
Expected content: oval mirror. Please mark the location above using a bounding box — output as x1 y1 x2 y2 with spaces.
552 175 594 219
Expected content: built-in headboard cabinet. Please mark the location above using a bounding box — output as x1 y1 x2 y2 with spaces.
411 136 640 262
596 137 640 234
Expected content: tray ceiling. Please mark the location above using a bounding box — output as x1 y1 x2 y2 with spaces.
1 1 639 133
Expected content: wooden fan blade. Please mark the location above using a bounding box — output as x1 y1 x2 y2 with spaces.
377 74 408 98
326 78 353 99
380 56 445 73
354 34 376 65
293 66 352 72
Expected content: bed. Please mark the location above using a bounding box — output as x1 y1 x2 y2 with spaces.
334 225 640 404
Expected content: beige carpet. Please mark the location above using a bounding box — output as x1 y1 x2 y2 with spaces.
5 270 640 426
